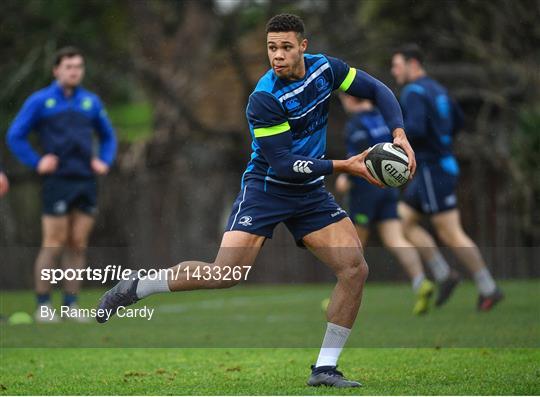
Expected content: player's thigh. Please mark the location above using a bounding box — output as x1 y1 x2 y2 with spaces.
430 208 471 246
302 217 365 276
376 219 409 248
398 201 422 227
213 231 266 272
41 215 70 247
354 225 370 247
68 210 96 249
400 174 424 215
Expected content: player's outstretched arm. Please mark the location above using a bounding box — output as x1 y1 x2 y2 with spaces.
258 132 383 187
257 130 333 181
327 56 416 177
391 127 416 177
340 68 404 133
333 149 384 188
341 69 416 177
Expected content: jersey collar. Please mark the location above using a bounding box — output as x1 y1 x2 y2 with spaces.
51 80 81 98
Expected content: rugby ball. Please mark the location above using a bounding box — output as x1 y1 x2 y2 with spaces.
365 143 410 187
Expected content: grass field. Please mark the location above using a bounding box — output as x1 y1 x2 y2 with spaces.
1 280 539 395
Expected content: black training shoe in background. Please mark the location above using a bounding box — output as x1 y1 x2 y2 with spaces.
436 270 461 307
477 288 504 312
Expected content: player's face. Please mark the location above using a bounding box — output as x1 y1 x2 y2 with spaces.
391 54 408 85
267 31 307 80
54 55 85 88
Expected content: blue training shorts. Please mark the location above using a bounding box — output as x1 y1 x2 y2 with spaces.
226 178 348 246
349 185 399 227
402 163 458 215
42 175 98 216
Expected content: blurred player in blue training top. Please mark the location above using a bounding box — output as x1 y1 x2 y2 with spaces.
6 46 117 322
96 14 416 387
391 44 503 311
334 93 459 314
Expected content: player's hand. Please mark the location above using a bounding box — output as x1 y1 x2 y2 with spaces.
341 150 385 188
91 158 110 175
335 173 351 194
392 128 416 178
37 154 59 175
0 172 9 197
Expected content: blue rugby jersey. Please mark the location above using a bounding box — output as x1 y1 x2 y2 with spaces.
344 108 392 189
243 53 403 189
6 81 117 177
400 76 464 175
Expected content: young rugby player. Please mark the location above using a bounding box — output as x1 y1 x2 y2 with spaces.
97 15 416 387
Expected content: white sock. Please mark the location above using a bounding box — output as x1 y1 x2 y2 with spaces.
426 251 451 282
315 322 351 368
473 267 496 296
412 273 426 292
135 269 171 299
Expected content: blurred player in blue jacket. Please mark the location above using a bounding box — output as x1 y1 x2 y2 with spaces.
6 46 117 322
391 44 502 311
334 94 460 314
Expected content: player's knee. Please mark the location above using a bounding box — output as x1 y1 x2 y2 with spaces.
35 246 64 266
359 260 369 283
214 278 241 289
206 265 244 289
381 234 400 249
339 254 369 285
384 234 413 251
443 229 476 249
67 235 88 251
359 259 369 281
351 259 369 285
42 233 68 248
437 225 464 247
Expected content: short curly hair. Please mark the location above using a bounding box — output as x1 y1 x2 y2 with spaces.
266 14 305 38
54 46 83 66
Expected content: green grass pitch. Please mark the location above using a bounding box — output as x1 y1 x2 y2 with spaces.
1 280 539 395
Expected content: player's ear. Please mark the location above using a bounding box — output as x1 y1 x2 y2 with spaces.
408 58 419 70
299 37 308 52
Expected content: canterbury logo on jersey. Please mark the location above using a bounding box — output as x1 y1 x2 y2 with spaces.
293 160 313 174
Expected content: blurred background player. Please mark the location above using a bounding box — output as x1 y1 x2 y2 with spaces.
391 44 503 311
334 94 446 314
6 46 117 322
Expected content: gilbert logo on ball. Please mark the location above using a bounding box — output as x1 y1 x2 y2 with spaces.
365 143 410 187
